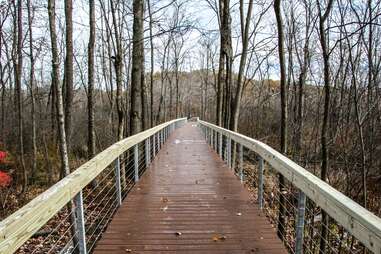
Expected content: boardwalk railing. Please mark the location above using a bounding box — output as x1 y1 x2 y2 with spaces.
198 119 381 254
0 118 187 254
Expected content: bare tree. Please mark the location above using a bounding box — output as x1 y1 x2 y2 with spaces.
88 0 96 160
147 0 154 127
27 0 37 183
64 0 74 149
109 0 125 140
230 0 253 131
216 0 232 127
274 0 287 241
317 0 334 253
14 0 27 190
130 0 144 134
48 0 79 252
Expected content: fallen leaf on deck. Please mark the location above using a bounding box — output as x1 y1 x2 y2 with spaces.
219 235 227 241
161 197 169 203
236 212 242 216
175 232 182 236
161 206 168 211
125 249 132 252
212 234 227 242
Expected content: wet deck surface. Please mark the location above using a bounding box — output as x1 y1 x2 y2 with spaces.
94 123 287 254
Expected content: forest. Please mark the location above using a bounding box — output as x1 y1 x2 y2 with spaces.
0 0 380 252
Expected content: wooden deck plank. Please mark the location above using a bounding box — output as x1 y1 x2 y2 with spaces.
93 123 287 254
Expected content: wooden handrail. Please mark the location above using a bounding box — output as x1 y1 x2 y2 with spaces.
0 118 187 254
198 119 381 254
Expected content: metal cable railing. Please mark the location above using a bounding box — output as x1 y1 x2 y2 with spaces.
0 118 187 254
198 119 381 254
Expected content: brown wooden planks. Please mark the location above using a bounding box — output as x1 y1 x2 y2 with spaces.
93 123 287 254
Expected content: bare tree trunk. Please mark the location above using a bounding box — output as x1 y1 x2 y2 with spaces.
48 0 79 252
274 0 287 241
296 12 311 158
130 0 144 134
27 0 37 183
110 0 124 140
216 50 224 126
230 0 253 131
317 0 334 253
141 49 147 130
156 32 170 123
87 0 97 188
87 0 96 159
64 0 74 149
217 0 233 128
15 0 27 191
147 0 154 127
175 61 180 118
0 10 4 144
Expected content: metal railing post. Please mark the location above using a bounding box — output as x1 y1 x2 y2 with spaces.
224 136 227 161
145 138 150 166
219 133 222 158
239 143 244 182
74 191 87 254
210 129 213 147
157 131 160 151
258 157 264 209
114 157 122 205
228 137 232 168
295 190 306 254
153 134 156 156
134 144 139 182
214 130 217 151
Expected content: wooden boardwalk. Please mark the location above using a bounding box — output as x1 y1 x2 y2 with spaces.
94 123 287 254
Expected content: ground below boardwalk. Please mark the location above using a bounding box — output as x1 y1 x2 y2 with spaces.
94 122 287 254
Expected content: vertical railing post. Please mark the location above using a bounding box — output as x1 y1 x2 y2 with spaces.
214 130 217 151
114 157 122 205
258 156 264 209
239 143 244 182
134 144 139 182
219 133 222 158
157 130 160 151
153 133 156 156
145 138 150 166
210 128 213 147
295 190 306 254
159 129 162 147
227 137 232 168
224 136 227 161
74 191 87 254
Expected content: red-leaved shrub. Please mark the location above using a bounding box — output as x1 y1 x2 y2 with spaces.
0 171 11 188
0 151 6 163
